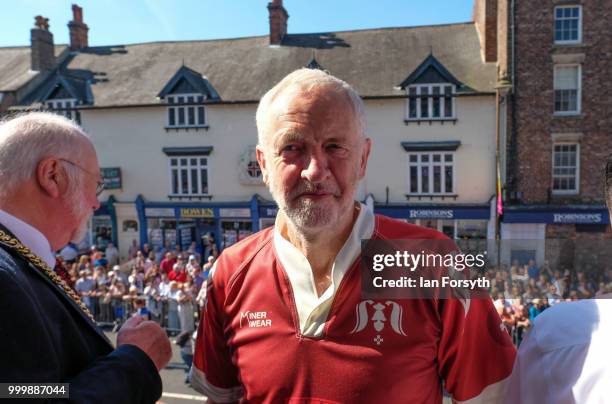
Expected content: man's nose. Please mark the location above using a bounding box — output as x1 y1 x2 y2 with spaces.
301 150 330 183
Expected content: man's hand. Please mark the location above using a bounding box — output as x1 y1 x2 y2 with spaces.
116 315 172 371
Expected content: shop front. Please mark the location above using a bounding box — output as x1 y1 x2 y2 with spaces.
501 205 610 267
136 196 261 254
374 204 491 240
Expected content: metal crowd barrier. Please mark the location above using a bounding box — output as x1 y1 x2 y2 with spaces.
85 295 200 335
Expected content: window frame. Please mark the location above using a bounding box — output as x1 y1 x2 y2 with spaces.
554 5 582 45
405 84 456 121
46 98 77 120
165 93 207 129
553 64 581 116
168 155 210 196
406 151 456 195
551 142 580 195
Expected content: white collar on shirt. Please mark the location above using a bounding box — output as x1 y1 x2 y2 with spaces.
0 210 57 268
274 202 375 337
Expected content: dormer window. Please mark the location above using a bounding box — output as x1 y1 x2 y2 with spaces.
158 65 220 131
166 94 206 128
407 84 454 120
398 54 462 123
31 73 89 123
46 98 78 121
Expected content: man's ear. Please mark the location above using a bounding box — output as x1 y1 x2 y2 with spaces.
36 158 65 198
358 137 372 179
255 145 270 185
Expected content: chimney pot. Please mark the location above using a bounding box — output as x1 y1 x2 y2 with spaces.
68 4 89 51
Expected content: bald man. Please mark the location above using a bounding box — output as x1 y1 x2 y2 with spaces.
0 113 171 403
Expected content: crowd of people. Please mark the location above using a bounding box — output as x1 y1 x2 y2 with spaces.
488 259 612 345
58 240 215 337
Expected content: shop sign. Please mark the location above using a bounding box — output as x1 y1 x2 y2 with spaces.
219 208 251 218
553 213 603 224
100 167 122 190
145 208 175 217
180 207 215 218
409 209 454 219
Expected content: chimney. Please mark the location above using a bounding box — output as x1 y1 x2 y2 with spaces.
31 16 55 71
267 0 288 46
68 4 89 51
473 0 497 63
496 0 510 83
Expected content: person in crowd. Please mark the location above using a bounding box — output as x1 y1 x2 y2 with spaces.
202 256 214 279
0 112 171 402
166 281 181 333
128 239 139 260
75 270 95 313
187 241 202 262
528 298 545 321
527 259 539 280
177 282 196 334
154 245 163 263
92 265 109 295
145 261 160 284
111 264 128 286
144 250 156 273
144 276 162 323
186 254 200 275
159 273 171 298
512 302 531 347
169 262 188 283
105 242 119 267
190 69 515 403
513 264 529 285
545 283 562 306
128 267 145 294
175 330 194 384
142 242 152 258
96 283 113 323
160 252 176 276
192 265 205 293
77 254 90 271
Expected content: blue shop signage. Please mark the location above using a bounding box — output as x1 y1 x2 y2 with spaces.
504 207 609 224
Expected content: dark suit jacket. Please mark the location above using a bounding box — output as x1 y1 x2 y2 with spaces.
0 224 162 403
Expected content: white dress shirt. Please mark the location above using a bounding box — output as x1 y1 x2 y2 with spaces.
504 297 612 403
0 209 56 268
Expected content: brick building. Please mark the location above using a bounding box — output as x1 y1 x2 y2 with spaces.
498 0 612 267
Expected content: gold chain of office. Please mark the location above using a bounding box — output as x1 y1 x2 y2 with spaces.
0 229 95 322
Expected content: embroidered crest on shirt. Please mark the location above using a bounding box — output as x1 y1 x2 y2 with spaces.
350 300 407 345
239 310 272 328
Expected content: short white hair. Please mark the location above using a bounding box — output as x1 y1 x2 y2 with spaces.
255 68 366 147
0 112 91 199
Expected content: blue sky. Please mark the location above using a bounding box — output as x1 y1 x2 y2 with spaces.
2 0 474 47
